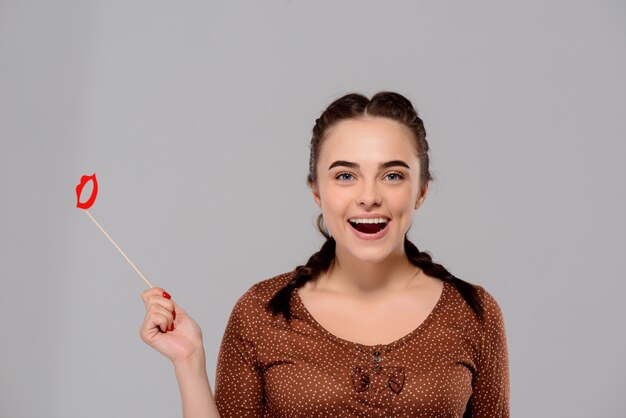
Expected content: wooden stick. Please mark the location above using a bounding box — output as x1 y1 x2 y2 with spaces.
83 209 153 288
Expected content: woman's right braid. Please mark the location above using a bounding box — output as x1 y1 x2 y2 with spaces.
267 237 336 320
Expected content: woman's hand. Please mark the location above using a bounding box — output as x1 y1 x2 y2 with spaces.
139 287 204 366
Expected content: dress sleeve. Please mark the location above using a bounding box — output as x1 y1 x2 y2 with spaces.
465 289 510 418
214 288 265 417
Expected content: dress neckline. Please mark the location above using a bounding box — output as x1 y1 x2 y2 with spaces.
293 280 449 354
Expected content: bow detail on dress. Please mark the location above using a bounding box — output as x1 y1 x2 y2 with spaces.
351 365 406 394
386 367 405 394
351 365 371 392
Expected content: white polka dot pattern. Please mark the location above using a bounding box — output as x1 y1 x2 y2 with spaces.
214 272 509 417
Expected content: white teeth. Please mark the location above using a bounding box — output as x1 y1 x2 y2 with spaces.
349 218 388 224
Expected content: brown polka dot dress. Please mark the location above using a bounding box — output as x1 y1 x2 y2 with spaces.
214 272 509 417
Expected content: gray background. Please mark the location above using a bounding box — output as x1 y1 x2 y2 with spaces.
1 1 625 417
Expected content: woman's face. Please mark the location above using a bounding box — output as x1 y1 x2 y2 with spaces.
311 117 427 264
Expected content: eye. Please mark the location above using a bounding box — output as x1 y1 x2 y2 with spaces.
383 172 404 181
335 172 355 182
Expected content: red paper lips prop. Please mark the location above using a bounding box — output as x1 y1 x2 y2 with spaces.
75 173 98 209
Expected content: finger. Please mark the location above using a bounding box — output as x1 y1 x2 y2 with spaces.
140 300 174 336
147 304 175 329
170 300 187 317
147 310 171 333
145 294 176 318
140 311 168 340
141 287 168 307
146 290 177 321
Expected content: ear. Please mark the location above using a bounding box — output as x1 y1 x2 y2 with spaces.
310 183 322 208
414 183 429 209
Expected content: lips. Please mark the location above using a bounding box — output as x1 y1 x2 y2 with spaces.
348 217 389 234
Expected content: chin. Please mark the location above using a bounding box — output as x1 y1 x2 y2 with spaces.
342 245 399 265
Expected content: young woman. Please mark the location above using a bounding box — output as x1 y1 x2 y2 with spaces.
140 92 510 417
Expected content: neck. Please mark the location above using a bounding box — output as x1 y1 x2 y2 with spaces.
323 245 418 294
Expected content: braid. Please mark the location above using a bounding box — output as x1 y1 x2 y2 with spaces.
404 237 483 319
267 237 336 320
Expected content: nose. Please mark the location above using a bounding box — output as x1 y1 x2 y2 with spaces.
357 179 382 208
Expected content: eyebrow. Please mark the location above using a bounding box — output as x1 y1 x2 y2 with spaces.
328 160 411 170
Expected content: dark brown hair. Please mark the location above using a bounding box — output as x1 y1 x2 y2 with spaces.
267 92 483 320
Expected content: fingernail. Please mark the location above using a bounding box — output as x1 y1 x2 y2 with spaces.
173 310 176 320
163 291 171 299
169 323 175 331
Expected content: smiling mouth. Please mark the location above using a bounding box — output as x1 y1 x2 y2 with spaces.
348 218 389 234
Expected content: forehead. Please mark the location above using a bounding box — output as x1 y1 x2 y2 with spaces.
319 117 418 164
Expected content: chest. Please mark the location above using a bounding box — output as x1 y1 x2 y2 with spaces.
297 283 443 346
308 302 431 346
256 319 477 417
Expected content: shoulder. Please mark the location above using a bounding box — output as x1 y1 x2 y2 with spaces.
443 281 508 363
444 280 505 323
222 271 294 340
229 271 293 318
442 280 507 347
239 271 293 305
474 284 506 327
460 283 508 352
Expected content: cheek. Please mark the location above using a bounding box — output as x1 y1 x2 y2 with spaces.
318 183 349 209
387 188 418 212
320 196 346 220
318 189 351 227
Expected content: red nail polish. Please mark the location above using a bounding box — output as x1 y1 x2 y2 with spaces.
169 323 174 331
163 291 171 299
173 310 176 320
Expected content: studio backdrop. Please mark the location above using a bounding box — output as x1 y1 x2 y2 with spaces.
1 1 625 417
